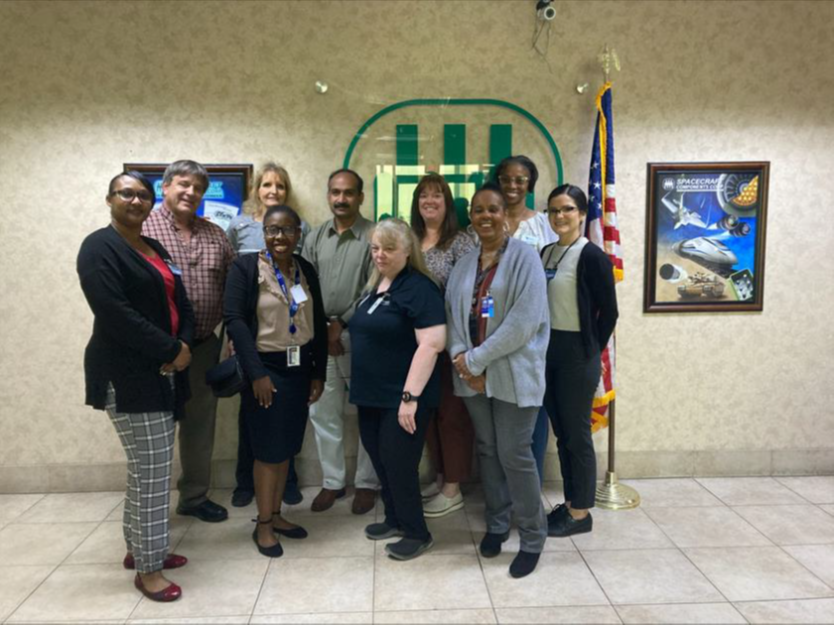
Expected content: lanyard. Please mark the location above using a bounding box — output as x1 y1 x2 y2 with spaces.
548 237 580 275
265 252 300 335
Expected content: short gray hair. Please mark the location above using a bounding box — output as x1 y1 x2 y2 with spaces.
162 160 210 191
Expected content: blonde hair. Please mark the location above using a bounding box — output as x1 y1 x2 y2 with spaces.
365 218 435 292
243 161 293 216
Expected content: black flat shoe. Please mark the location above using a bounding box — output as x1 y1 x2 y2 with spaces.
548 511 593 537
510 551 540 578
252 518 283 558
177 499 229 523
231 490 254 508
479 531 510 558
271 512 308 539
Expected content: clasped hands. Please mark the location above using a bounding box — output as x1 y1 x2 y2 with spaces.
159 341 191 375
452 352 486 394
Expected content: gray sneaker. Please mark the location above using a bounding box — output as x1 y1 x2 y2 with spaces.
364 522 404 541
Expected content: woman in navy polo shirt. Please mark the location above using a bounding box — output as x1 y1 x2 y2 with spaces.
350 218 447 561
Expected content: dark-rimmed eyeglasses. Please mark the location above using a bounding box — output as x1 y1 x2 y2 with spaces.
264 225 300 237
112 189 153 203
498 175 530 186
547 206 578 217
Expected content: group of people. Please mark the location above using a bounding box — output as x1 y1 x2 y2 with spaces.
77 155 618 602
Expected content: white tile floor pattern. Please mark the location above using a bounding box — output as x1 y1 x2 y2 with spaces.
1 477 833 624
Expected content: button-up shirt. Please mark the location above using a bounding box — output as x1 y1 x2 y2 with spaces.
143 206 236 339
301 215 373 323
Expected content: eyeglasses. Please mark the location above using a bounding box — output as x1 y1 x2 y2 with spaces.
113 189 153 203
547 206 578 217
498 175 530 186
264 225 299 237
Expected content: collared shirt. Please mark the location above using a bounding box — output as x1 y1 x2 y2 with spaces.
255 252 314 351
301 215 374 323
143 206 236 339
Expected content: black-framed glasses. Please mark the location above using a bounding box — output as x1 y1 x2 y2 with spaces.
498 175 530 186
547 206 578 217
264 225 300 237
113 189 153 203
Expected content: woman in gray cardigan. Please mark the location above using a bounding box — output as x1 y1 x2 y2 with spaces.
445 183 550 578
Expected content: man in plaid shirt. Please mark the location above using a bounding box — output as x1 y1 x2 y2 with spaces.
143 160 235 523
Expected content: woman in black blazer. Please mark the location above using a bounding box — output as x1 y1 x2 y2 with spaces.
77 171 195 603
223 205 327 558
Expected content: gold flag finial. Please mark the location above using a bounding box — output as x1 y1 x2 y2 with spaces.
597 44 621 83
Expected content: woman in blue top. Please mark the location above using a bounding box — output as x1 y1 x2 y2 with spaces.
349 218 447 561
225 162 310 508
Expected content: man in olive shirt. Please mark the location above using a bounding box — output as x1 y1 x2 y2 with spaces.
302 169 380 514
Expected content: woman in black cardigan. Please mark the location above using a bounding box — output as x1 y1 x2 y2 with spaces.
77 171 195 603
540 184 618 538
224 205 327 558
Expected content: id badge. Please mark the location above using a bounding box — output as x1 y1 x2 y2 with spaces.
287 345 301 368
290 284 308 304
545 268 557 281
166 261 183 276
367 296 385 315
480 295 495 319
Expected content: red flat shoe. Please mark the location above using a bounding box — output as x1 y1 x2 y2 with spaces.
134 573 182 602
123 553 188 570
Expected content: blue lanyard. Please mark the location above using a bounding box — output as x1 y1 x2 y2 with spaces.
265 252 300 335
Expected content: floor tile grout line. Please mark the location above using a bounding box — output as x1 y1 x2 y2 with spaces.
675 543 750 619
247 557 277 624
771 541 834 594
773 476 825 505
572 542 621 622
460 505 500 624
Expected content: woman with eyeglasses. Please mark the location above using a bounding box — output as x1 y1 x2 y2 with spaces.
446 183 549 578
77 171 195 602
540 185 618 538
493 155 556 485
224 205 327 558
226 162 309 508
409 173 476 518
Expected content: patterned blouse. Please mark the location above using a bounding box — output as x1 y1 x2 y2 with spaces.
423 231 476 290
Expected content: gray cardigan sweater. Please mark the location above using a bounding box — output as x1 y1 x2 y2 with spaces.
445 237 549 408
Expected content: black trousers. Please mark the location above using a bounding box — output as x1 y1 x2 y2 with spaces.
358 404 432 542
543 330 600 510
234 406 298 493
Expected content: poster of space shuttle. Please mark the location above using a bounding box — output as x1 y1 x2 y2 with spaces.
644 162 769 313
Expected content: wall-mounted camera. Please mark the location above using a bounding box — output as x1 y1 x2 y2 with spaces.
536 0 557 21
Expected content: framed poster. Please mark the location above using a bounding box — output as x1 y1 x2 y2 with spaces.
123 163 253 232
644 162 769 313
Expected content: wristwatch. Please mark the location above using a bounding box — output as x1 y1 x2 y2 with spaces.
401 391 420 403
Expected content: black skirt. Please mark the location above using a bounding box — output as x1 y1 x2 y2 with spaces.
240 347 313 464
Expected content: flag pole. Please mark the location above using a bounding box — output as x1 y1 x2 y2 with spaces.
592 44 640 511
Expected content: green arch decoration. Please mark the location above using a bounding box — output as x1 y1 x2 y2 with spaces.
342 98 563 184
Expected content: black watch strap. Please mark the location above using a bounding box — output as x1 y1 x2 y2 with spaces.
401 391 420 403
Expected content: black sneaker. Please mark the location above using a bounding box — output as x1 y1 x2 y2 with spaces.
283 482 303 506
385 537 434 560
479 531 510 558
509 551 540 578
548 511 593 537
231 490 254 508
364 522 404 541
547 503 569 525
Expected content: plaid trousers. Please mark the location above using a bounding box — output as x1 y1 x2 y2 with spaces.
106 383 176 574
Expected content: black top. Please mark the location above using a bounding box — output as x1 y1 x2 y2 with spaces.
349 267 446 409
541 241 619 357
77 226 195 416
224 252 328 383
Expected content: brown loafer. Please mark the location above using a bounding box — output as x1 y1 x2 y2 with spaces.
352 488 377 515
310 487 346 512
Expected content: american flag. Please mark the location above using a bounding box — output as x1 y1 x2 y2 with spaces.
586 82 622 432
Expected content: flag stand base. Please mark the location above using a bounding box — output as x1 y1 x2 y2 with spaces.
595 471 640 510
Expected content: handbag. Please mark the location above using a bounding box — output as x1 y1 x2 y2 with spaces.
205 355 245 398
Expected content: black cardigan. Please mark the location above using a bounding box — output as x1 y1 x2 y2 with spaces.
223 252 328 383
77 226 195 416
541 241 619 357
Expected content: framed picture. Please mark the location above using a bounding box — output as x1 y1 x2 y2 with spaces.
644 161 770 313
123 163 253 232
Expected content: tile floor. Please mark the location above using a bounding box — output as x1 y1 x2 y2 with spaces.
1 477 833 624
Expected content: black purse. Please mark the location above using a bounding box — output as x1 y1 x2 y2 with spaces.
205 354 245 398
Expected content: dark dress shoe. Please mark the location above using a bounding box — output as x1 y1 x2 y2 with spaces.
310 487 347 512
124 552 187 570
177 499 229 523
385 537 434 561
351 488 377 515
231 489 254 508
283 482 303 505
365 522 404 541
548 511 593 537
509 551 541 578
479 531 510 558
134 574 182 602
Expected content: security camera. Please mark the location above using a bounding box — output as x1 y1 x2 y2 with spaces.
536 0 557 21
